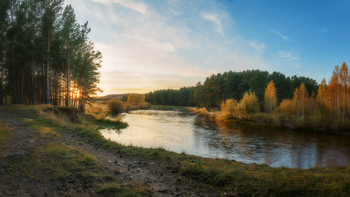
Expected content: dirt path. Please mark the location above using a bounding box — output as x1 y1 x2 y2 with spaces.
66 136 214 197
0 109 219 196
0 117 41 158
0 111 54 196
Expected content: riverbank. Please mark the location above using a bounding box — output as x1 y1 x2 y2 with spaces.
1 105 350 196
189 107 350 136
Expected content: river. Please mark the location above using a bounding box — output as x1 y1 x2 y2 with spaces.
100 110 350 168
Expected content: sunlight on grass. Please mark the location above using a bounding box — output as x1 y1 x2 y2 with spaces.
21 117 60 137
0 119 12 147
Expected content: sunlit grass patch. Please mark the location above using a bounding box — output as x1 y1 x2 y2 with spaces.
97 182 144 197
94 118 128 129
20 117 61 137
29 143 99 179
0 119 12 147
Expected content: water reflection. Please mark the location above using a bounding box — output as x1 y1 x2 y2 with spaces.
100 110 350 168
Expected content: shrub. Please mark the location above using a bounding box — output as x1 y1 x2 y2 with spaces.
127 94 145 106
123 103 132 112
275 99 294 122
137 102 149 109
107 99 124 115
219 99 237 120
189 107 208 115
235 92 260 119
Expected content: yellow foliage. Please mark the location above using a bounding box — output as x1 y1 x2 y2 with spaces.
190 107 208 115
264 80 277 114
293 83 309 122
276 99 294 120
127 94 146 106
219 98 237 120
235 92 260 118
126 94 149 110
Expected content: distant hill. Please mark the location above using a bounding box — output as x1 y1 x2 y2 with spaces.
97 94 130 101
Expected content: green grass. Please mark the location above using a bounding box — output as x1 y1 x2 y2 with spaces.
181 158 350 196
98 182 143 197
2 142 145 196
0 119 12 146
94 117 128 129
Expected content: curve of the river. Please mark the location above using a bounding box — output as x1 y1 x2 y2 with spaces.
100 110 350 169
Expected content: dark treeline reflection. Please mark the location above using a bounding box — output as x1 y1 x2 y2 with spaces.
101 110 350 169
194 116 350 168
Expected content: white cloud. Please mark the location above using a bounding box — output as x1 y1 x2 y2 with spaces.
270 29 289 40
90 0 147 14
201 12 224 34
249 41 266 52
278 51 299 60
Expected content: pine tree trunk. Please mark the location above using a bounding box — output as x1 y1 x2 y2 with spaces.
20 74 24 104
343 87 346 122
79 91 85 113
65 45 70 107
0 66 3 105
31 70 35 105
12 48 17 104
46 33 50 104
54 71 58 106
42 52 46 104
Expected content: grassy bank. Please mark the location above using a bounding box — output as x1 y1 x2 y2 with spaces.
2 142 143 196
191 107 350 135
181 159 350 196
3 105 350 196
0 105 146 196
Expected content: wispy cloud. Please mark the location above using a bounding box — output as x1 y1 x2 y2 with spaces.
278 51 299 60
270 29 289 40
90 0 148 14
201 12 224 34
249 41 266 52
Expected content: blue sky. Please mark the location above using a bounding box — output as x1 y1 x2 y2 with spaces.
65 0 350 95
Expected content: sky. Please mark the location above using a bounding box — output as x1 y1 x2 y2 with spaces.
64 0 350 96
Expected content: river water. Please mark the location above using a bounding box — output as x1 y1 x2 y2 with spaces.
100 110 350 168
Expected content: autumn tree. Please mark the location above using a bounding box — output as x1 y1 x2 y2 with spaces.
276 99 294 121
328 66 340 121
292 83 309 122
299 83 308 122
339 62 348 122
264 80 277 114
235 92 260 118
220 98 237 119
